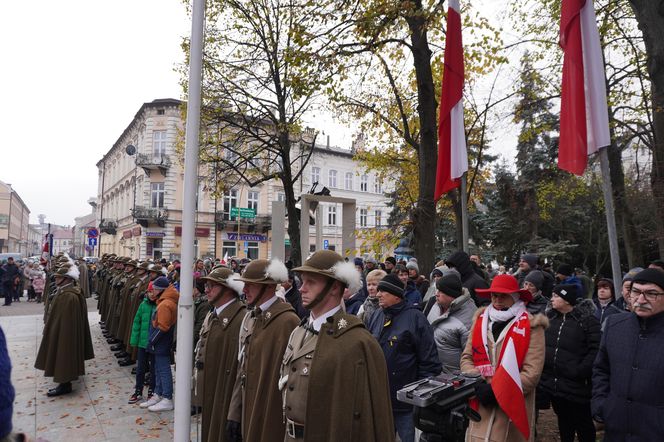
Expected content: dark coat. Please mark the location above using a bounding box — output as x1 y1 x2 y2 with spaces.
592 311 664 441
592 298 624 326
540 300 600 403
368 301 442 412
344 289 367 315
228 299 299 442
35 284 92 383
445 251 490 306
280 311 395 441
526 293 549 315
404 280 422 308
193 297 210 348
201 300 246 442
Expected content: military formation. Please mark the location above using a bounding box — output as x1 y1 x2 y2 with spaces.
32 250 396 441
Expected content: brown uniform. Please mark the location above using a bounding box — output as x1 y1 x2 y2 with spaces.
280 311 395 442
198 300 246 442
228 298 299 442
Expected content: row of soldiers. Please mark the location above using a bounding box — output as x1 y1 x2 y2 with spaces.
194 250 395 442
95 254 167 367
34 254 94 396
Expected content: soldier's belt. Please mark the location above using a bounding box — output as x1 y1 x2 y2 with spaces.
286 418 304 439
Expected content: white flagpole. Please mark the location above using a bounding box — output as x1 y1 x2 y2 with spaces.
174 0 206 438
460 173 469 252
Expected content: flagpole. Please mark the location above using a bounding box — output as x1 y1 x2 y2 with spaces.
598 148 622 295
460 173 469 252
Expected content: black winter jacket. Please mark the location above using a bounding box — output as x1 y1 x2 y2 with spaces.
445 252 490 306
368 301 442 412
592 311 664 441
540 300 600 403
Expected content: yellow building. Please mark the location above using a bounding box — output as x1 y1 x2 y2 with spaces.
0 180 30 255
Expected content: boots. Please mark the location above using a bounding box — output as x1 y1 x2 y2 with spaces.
46 382 72 397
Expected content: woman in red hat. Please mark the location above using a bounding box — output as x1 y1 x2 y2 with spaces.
460 274 548 442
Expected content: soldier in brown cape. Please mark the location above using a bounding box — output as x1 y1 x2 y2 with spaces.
119 261 152 365
35 263 94 397
194 267 246 442
280 250 394 442
108 258 134 345
227 259 299 442
105 257 129 341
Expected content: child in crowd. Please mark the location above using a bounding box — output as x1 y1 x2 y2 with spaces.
128 282 157 404
140 276 179 412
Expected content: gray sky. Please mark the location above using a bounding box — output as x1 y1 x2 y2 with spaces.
0 0 514 227
0 0 190 226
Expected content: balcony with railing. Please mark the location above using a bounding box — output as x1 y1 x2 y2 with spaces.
131 206 168 227
99 219 118 235
135 153 171 176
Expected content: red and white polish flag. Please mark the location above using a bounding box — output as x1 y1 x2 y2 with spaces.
559 0 610 175
492 338 531 440
435 0 468 200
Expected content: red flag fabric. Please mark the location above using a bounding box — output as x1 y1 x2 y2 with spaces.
559 0 610 175
435 0 467 200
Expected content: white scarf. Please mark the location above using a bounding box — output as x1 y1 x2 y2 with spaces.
487 300 526 325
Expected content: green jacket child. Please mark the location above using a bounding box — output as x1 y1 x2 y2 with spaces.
130 297 157 349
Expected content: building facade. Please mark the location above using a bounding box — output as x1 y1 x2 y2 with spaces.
96 99 393 261
51 228 74 255
0 180 30 255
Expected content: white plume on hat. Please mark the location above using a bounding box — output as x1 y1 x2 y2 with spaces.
226 274 245 296
332 260 362 293
265 259 288 283
66 265 80 281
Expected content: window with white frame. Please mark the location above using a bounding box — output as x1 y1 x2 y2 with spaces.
374 178 382 194
360 174 368 192
153 131 167 158
223 189 238 220
345 172 353 190
375 210 382 227
247 241 259 259
328 169 337 188
222 241 236 257
311 166 320 184
224 144 238 163
277 192 286 202
151 182 165 208
247 190 259 213
359 208 367 227
327 205 337 225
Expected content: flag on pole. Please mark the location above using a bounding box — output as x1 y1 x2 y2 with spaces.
435 0 468 200
558 0 610 175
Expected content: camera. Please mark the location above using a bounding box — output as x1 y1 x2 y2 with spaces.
397 372 482 442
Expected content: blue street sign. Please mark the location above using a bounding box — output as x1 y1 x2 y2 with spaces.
88 238 97 246
88 228 99 238
323 239 329 250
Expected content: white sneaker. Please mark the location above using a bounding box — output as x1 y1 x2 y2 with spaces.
139 394 161 408
148 397 174 412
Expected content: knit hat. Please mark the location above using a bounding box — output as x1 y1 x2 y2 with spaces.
435 273 462 298
556 263 574 277
377 273 405 298
153 276 170 290
622 267 644 283
524 270 544 291
521 254 539 269
632 268 664 292
406 261 419 274
553 284 579 305
385 257 397 266
353 257 364 269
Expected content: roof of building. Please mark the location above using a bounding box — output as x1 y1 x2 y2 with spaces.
96 98 183 167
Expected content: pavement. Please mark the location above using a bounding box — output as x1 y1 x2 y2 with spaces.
1 296 202 441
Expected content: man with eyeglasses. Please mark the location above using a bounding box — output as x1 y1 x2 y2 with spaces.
592 268 664 441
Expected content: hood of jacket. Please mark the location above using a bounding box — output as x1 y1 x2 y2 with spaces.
445 251 473 279
547 298 595 321
157 285 180 305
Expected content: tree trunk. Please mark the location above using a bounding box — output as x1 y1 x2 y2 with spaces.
607 140 643 267
279 132 303 267
406 10 437 275
630 0 664 256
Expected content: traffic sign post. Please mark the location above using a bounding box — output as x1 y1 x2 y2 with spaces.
88 228 99 238
323 239 329 250
88 238 97 246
